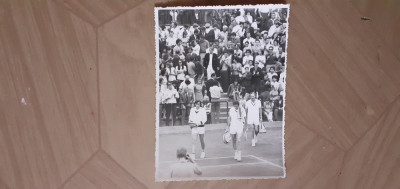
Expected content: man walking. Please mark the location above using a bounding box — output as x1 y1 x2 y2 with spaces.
226 101 246 161
245 93 262 146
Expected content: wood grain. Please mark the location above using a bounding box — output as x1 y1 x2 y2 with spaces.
98 1 164 188
338 96 400 189
350 0 400 60
286 0 400 150
0 0 399 188
62 151 147 189
0 0 98 188
55 0 146 26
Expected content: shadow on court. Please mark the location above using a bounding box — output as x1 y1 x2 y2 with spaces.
157 122 284 180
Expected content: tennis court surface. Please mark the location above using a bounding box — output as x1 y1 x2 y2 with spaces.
157 122 284 181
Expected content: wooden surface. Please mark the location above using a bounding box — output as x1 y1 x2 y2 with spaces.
0 0 399 188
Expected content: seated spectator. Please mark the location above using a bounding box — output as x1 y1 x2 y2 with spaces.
266 67 278 82
252 40 264 56
242 49 253 65
243 33 255 46
263 101 273 122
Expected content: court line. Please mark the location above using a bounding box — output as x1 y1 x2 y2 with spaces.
159 156 250 164
249 155 283 169
200 161 268 168
159 156 252 164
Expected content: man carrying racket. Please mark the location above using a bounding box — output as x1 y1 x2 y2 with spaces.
226 101 246 162
188 100 208 159
246 92 263 147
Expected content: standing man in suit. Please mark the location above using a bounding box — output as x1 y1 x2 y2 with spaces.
203 45 220 79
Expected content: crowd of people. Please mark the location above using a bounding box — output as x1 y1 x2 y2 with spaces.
158 8 287 126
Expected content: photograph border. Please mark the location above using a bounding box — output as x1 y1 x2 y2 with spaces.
154 4 290 181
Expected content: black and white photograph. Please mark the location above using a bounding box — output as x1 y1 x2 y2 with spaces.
155 4 290 181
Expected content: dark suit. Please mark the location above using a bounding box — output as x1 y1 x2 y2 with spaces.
205 29 215 43
203 52 220 77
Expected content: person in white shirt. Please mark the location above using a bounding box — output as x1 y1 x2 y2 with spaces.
191 40 200 56
176 60 187 81
226 101 246 162
162 82 179 126
232 22 245 38
251 18 260 31
213 24 220 41
242 49 253 65
235 15 245 24
245 11 253 23
245 93 262 147
170 22 181 39
266 67 278 82
243 33 255 46
166 63 177 82
188 100 208 159
173 39 185 56
254 51 266 69
166 31 177 48
268 21 281 38
209 81 223 123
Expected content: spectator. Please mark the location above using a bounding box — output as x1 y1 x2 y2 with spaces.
265 46 277 65
250 61 263 97
209 83 223 123
166 62 177 82
220 50 232 92
242 49 253 65
204 23 215 43
198 35 209 64
203 96 212 124
194 77 205 101
166 30 177 48
162 82 179 126
231 59 242 84
263 101 273 122
254 51 266 69
176 60 187 82
179 78 195 124
266 67 278 82
227 79 241 101
243 32 255 46
157 8 288 126
191 40 201 56
203 45 220 79
187 57 196 78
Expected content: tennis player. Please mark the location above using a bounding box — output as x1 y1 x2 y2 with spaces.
226 101 246 161
188 100 208 159
245 92 262 147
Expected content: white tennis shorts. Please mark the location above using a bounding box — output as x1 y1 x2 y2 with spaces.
192 126 205 134
230 123 243 136
247 117 260 125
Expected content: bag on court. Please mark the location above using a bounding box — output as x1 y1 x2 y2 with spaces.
223 132 231 144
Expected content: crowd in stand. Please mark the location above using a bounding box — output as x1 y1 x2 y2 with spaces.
158 8 287 126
